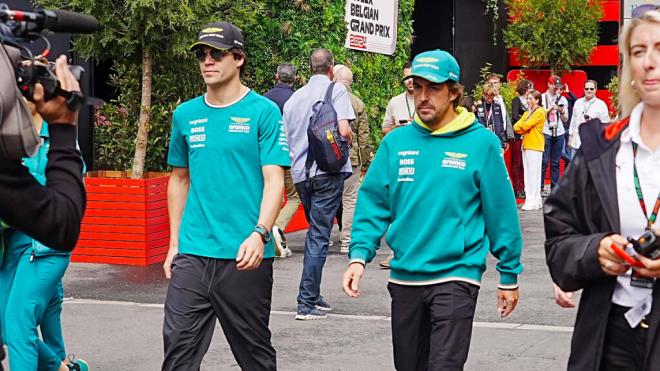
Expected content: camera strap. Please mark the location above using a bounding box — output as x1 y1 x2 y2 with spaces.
632 142 660 229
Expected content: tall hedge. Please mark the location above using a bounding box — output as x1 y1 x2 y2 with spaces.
38 0 414 172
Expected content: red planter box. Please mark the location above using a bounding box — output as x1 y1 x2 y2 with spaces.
72 171 170 266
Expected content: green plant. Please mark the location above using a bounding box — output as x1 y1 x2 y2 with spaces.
503 0 602 73
483 0 501 44
39 0 414 172
606 75 619 119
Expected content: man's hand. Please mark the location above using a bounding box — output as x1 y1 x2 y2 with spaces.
598 234 629 276
33 55 81 125
236 232 265 270
497 288 519 318
163 246 178 280
342 262 365 298
553 283 576 308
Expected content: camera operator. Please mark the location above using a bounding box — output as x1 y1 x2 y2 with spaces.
544 7 660 370
0 55 86 251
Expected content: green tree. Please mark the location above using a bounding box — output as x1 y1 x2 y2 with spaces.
37 0 414 172
37 0 262 178
503 0 602 74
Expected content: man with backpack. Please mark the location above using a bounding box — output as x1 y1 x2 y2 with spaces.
282 48 354 320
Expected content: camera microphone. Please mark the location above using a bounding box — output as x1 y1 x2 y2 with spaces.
0 7 99 34
38 9 99 34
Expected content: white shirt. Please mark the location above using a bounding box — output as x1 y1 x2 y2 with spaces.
382 92 415 130
568 96 610 149
541 92 568 136
612 102 658 308
496 95 508 131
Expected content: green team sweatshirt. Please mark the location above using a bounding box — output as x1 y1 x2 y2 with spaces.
349 107 523 288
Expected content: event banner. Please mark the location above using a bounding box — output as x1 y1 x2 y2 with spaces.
344 0 398 55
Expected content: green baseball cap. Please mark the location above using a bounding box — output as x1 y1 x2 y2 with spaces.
408 50 460 84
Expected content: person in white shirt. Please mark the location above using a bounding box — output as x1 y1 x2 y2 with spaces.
381 62 415 136
540 75 569 195
567 80 610 154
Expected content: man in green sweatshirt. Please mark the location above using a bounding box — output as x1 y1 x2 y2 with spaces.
342 50 523 371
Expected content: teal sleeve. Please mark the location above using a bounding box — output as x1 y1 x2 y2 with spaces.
167 112 189 167
479 139 523 288
348 140 391 265
258 103 291 168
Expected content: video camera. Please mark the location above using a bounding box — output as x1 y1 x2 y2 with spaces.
0 4 99 159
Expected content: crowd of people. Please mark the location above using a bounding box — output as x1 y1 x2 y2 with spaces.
1 4 660 371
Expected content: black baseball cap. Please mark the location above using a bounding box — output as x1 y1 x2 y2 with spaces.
190 22 245 51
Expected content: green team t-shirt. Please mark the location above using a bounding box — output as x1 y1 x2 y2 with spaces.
167 89 291 259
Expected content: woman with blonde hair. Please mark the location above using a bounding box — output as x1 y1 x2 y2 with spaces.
544 6 660 370
514 90 546 211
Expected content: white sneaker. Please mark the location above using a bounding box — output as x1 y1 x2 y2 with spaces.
273 226 292 258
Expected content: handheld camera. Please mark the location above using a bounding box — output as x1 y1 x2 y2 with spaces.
0 4 99 159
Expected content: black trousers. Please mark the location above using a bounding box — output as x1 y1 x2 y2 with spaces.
388 281 479 371
600 304 648 371
162 254 276 371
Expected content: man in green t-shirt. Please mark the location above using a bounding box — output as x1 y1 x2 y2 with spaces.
162 22 290 370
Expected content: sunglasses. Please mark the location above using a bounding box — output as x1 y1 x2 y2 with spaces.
584 87 596 91
632 4 660 18
194 48 229 62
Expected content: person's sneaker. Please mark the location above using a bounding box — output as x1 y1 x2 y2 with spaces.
379 254 393 269
273 226 292 258
295 307 327 320
315 296 333 312
66 355 89 371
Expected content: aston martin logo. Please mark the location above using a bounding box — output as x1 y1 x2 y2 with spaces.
202 27 223 33
231 117 251 124
445 152 468 159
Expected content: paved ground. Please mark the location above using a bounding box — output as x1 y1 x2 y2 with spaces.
2 208 579 370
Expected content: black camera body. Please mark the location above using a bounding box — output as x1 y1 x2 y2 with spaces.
0 3 98 159
628 229 660 260
16 62 85 104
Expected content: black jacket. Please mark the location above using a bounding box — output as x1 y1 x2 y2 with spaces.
0 125 86 250
511 97 526 140
544 118 660 371
263 82 294 113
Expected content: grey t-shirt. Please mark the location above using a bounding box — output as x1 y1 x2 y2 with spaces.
282 75 356 183
382 92 415 130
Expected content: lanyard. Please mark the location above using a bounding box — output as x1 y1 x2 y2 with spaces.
632 142 660 228
483 102 494 130
405 94 413 121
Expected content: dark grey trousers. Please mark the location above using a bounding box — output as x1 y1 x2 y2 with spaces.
388 281 479 371
162 254 276 371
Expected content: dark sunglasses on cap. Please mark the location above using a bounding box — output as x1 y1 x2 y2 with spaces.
194 48 229 62
632 4 660 18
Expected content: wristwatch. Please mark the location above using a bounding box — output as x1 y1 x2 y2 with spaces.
253 224 271 243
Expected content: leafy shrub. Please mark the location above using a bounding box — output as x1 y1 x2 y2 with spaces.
504 0 602 73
